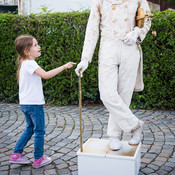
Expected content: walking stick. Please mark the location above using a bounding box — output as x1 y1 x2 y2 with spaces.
79 70 83 152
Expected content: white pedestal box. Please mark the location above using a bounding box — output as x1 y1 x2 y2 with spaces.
77 138 141 175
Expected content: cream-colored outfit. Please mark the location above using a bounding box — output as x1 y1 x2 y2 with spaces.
81 0 151 136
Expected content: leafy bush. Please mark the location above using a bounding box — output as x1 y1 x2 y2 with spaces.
0 10 174 109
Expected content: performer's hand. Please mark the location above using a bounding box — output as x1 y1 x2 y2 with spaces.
124 27 140 46
75 60 89 77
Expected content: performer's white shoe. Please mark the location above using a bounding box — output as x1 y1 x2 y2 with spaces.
129 121 144 145
109 137 121 151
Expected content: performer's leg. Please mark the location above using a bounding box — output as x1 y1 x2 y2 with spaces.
98 40 122 137
118 42 144 145
98 40 140 134
107 114 122 137
98 39 122 150
107 42 141 136
99 62 139 134
98 63 122 150
118 43 140 107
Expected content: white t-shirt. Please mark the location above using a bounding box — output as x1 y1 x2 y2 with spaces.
19 60 45 105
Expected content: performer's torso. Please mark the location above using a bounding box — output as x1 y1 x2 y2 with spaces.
99 0 139 39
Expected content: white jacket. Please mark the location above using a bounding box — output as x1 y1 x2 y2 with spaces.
81 0 151 91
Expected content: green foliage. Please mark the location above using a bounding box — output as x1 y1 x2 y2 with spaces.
0 10 174 109
39 5 54 14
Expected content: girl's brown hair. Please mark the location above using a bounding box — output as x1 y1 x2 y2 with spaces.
15 35 34 83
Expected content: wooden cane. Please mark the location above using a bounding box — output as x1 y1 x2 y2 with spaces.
79 69 83 152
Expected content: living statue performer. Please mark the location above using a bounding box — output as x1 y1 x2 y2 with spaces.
75 0 152 151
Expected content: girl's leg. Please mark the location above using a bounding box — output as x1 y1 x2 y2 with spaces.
14 105 34 153
31 105 45 159
31 105 52 168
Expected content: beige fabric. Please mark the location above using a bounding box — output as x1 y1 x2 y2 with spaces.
134 44 144 91
98 39 140 136
81 0 151 91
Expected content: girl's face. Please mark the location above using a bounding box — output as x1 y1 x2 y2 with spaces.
29 38 41 60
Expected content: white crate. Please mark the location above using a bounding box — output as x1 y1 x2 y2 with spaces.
77 138 141 175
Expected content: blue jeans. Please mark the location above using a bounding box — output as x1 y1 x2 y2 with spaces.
14 105 45 159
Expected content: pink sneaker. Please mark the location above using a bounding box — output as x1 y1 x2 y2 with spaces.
33 156 52 168
9 153 30 164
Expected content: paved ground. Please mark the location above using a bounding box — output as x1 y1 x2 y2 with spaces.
0 103 175 175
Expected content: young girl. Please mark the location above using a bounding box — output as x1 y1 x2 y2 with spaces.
9 35 76 168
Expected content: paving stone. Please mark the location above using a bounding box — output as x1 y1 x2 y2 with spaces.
43 164 55 170
165 162 175 168
56 163 68 169
147 164 159 171
71 170 78 175
159 152 171 158
69 165 78 171
0 148 9 153
58 148 71 154
156 169 168 175
53 159 64 165
141 147 149 153
153 160 166 166
0 171 9 175
50 146 61 151
0 161 10 166
44 169 57 175
21 171 31 175
141 158 153 164
170 170 175 175
21 165 31 171
57 168 71 175
0 166 9 171
160 165 172 172
44 150 55 156
161 148 173 154
51 153 64 160
155 157 167 162
61 155 73 161
151 145 162 149
32 167 44 174
140 163 147 169
143 153 157 159
10 167 21 174
142 167 154 174
25 153 33 159
168 158 175 163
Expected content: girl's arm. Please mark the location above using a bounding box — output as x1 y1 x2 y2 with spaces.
34 62 76 79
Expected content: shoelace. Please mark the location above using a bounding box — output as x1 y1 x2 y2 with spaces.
13 154 21 159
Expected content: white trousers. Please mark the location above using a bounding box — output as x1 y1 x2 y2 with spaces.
98 38 140 137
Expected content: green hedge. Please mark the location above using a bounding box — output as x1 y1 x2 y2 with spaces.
0 10 174 109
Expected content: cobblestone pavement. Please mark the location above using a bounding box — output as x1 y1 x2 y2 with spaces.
0 103 175 175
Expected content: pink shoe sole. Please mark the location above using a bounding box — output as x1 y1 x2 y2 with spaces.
9 160 31 164
9 153 31 164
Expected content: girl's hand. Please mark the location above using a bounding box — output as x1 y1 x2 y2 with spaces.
64 62 76 70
